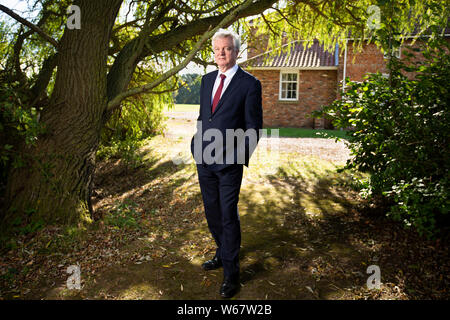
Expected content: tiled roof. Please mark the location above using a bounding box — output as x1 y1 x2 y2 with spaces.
241 39 337 68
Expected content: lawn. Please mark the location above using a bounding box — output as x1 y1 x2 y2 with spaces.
266 128 349 140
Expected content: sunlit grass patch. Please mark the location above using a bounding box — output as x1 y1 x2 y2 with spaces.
266 127 349 140
241 151 365 225
248 151 342 182
164 104 199 112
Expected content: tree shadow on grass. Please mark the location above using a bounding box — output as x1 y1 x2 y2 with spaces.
235 164 372 299
253 161 449 299
91 146 196 220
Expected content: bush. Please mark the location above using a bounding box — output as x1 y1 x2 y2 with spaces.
0 78 45 194
98 94 168 168
314 37 450 238
101 95 166 143
105 199 142 229
96 137 146 169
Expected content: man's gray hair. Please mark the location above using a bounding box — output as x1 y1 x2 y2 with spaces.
212 28 241 51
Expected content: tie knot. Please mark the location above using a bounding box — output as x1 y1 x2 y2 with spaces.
220 74 226 81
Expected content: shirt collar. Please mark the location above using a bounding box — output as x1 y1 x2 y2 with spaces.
218 64 238 79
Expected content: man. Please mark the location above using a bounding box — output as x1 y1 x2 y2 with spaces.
190 29 263 298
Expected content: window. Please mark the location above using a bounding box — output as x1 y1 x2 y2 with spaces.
279 72 298 101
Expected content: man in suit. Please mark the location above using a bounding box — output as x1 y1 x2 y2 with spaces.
190 29 263 298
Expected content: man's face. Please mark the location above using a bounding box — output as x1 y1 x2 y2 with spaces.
213 36 238 72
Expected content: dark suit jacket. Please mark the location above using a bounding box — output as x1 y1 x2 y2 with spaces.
190 66 263 172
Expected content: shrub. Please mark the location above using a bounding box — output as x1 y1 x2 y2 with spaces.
97 91 168 168
96 137 146 169
314 37 450 238
0 78 45 195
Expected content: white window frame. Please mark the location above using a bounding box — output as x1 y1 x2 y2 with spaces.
279 71 298 101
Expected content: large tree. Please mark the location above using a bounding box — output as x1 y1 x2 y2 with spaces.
0 0 280 227
0 0 445 228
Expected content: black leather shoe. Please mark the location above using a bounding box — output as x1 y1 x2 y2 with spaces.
220 276 240 298
201 256 222 271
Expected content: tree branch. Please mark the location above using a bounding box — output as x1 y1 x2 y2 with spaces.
11 7 54 83
106 2 174 101
173 1 224 15
272 7 301 30
112 18 145 33
0 4 59 48
12 25 28 83
138 0 277 61
107 0 256 111
260 12 277 35
171 44 215 68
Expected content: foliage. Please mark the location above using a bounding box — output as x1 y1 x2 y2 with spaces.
0 78 45 191
96 137 147 169
105 93 167 142
96 78 161 169
1 205 45 239
105 199 142 229
174 73 201 104
98 66 171 168
249 0 449 64
314 36 450 238
102 43 177 144
98 91 167 170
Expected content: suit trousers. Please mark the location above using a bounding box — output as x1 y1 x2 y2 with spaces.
196 163 243 279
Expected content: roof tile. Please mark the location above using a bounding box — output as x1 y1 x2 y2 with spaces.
241 39 337 68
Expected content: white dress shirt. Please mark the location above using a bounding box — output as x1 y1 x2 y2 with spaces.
211 64 239 105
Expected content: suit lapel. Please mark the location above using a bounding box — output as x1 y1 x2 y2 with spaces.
211 67 244 116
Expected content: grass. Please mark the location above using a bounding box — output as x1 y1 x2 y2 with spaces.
267 128 349 140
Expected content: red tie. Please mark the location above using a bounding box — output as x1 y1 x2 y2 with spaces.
212 74 226 113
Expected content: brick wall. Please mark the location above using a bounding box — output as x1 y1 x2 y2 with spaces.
249 69 337 129
339 42 388 82
336 38 448 87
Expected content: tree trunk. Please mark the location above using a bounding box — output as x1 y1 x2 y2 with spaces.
2 0 123 227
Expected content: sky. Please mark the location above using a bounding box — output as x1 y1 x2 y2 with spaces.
0 0 249 75
0 0 29 15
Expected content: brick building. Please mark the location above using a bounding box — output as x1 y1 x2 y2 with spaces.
240 36 448 129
